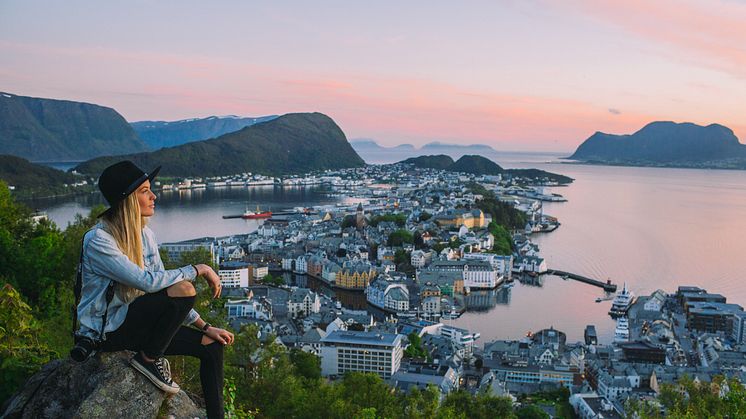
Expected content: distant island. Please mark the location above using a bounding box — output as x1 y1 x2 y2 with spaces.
0 92 148 161
75 113 365 177
131 115 278 150
400 154 573 184
351 139 496 153
569 121 746 169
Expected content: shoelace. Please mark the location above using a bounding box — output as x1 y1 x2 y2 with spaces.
155 358 173 384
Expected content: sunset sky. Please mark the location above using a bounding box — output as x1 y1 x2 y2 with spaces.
1 0 745 151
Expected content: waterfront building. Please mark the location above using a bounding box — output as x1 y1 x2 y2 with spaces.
320 331 404 379
336 260 377 289
294 255 308 274
463 261 500 289
421 296 441 316
366 279 410 312
288 288 321 318
439 325 480 356
584 325 598 346
643 290 667 312
218 261 250 288
687 302 744 333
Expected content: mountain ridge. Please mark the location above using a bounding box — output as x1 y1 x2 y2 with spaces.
569 121 746 169
0 92 148 161
75 112 365 177
131 115 278 149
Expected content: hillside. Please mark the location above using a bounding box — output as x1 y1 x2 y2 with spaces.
0 92 148 161
132 115 278 149
569 121 746 169
421 141 496 153
449 155 503 175
400 155 454 169
0 154 88 196
401 154 573 184
75 113 365 177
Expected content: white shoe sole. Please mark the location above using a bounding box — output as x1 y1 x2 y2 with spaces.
129 357 181 395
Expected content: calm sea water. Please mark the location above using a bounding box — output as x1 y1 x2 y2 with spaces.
35 152 746 344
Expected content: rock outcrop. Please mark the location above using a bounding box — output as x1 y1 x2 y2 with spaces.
1 351 205 419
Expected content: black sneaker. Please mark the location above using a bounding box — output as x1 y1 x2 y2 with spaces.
129 353 180 394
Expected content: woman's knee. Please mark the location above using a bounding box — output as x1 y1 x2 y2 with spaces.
167 280 196 297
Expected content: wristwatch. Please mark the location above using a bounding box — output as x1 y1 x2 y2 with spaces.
201 322 212 332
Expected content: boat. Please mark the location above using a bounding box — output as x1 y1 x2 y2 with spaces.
241 206 272 219
608 282 635 317
614 317 630 342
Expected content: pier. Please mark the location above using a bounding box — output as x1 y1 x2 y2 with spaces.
543 269 617 292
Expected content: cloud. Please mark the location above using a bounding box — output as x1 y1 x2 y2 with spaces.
556 0 746 78
608 108 621 115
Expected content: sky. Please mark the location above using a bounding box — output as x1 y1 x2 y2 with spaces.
1 0 745 152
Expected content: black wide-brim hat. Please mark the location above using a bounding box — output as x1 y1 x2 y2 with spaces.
98 160 161 217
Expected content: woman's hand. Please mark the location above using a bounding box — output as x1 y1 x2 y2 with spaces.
205 326 234 345
195 264 222 298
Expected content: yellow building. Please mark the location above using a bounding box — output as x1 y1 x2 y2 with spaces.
336 261 377 290
435 209 486 229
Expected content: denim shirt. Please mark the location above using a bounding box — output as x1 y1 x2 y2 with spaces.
76 223 200 340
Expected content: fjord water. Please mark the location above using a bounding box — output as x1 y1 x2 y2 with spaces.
37 153 746 343
447 161 746 343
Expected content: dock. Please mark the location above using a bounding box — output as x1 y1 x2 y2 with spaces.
543 269 617 292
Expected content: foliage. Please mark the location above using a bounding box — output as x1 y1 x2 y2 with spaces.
261 273 285 287
0 284 57 402
388 229 414 247
468 182 526 229
370 213 407 228
419 211 432 222
487 222 513 255
515 404 549 419
400 155 455 170
626 375 746 418
403 332 429 360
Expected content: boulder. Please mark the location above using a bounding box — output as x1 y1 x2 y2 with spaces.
1 351 205 419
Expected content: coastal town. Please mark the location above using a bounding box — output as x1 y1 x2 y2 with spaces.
155 163 746 417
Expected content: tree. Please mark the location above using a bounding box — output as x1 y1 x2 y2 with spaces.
0 284 56 402
289 348 321 380
516 404 548 419
388 230 414 247
488 222 513 255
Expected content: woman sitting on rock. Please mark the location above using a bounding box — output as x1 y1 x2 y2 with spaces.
75 160 233 418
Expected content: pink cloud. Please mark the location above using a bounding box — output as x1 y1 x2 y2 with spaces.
557 0 746 78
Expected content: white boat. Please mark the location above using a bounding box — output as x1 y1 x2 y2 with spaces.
609 282 635 317
614 317 630 342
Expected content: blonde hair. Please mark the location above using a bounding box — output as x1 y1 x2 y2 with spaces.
102 192 147 303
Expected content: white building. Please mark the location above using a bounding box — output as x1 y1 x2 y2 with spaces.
421 296 441 316
463 262 499 289
320 331 404 379
644 290 667 312
410 250 433 269
366 279 410 312
281 256 294 271
288 288 321 318
218 261 250 288
439 325 480 356
462 253 513 277
226 298 272 320
516 255 547 273
294 255 308 274
252 265 269 280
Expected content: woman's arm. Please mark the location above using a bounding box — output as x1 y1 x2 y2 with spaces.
87 232 197 293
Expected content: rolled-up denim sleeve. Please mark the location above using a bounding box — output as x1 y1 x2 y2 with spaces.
87 232 198 293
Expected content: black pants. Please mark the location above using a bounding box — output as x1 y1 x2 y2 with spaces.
102 289 225 419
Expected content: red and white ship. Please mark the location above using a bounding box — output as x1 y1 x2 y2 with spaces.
241 206 272 219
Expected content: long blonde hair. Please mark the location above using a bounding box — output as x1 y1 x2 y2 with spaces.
102 192 147 303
